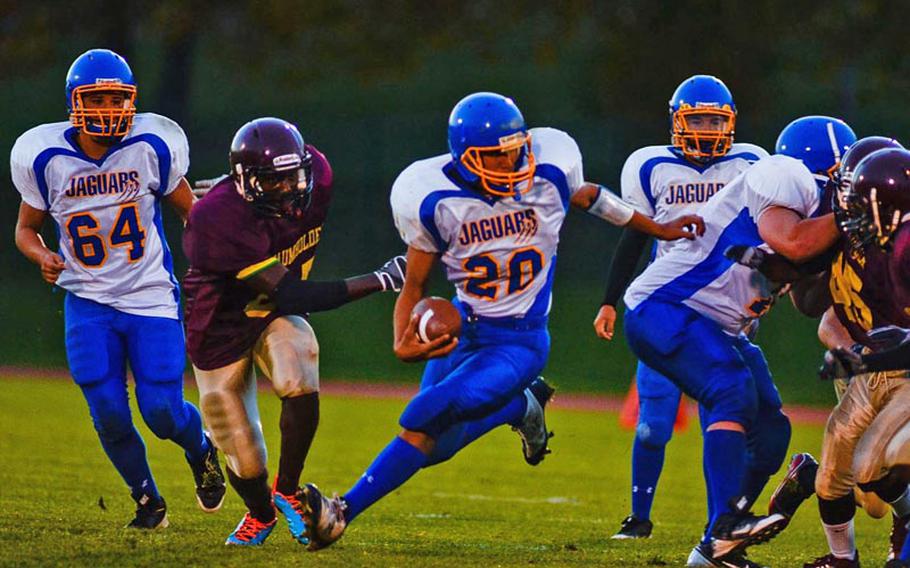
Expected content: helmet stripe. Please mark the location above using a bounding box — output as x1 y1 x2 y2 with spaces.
827 121 842 162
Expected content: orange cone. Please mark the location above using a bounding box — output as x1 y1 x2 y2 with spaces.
618 375 690 432
619 378 639 430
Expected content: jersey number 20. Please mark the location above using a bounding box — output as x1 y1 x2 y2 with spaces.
463 247 544 300
66 203 146 267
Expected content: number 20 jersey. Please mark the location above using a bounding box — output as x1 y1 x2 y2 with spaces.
10 113 189 319
391 127 584 319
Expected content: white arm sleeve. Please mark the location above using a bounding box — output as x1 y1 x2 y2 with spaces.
586 184 635 226
10 136 46 210
620 150 655 217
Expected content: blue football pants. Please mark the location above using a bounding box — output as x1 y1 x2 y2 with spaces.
625 299 790 528
64 293 208 501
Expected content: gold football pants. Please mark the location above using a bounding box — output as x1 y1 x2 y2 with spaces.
817 369 910 517
192 315 320 478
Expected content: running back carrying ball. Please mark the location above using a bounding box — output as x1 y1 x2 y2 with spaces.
412 297 462 343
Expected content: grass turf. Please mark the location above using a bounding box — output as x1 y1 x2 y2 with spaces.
0 375 895 567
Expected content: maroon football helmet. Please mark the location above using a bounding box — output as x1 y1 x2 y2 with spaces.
229 117 313 218
834 137 903 249
843 148 910 250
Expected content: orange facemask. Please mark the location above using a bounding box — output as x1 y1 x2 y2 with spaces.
70 83 137 138
459 132 536 197
671 105 736 160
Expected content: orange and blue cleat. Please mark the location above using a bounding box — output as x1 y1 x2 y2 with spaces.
225 512 277 546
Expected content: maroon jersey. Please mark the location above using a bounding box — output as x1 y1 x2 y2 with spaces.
829 223 910 347
183 145 333 370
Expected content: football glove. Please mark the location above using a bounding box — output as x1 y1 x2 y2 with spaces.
374 255 406 292
192 175 229 198
819 345 866 380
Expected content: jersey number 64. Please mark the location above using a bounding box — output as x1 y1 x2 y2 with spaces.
65 203 146 268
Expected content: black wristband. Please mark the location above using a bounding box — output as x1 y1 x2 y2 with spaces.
602 227 650 306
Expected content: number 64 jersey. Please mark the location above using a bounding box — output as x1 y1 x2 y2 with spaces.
11 113 188 319
391 127 583 319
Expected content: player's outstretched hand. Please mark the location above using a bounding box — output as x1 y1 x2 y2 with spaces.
39 250 65 284
394 313 458 362
192 175 228 198
374 255 407 292
593 304 617 341
657 214 705 241
819 345 866 380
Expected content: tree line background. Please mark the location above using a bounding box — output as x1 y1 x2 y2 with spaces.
2 1 908 405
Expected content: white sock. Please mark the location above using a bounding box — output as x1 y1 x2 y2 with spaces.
890 486 910 518
822 519 856 559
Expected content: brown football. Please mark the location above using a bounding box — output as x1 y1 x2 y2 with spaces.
412 297 462 343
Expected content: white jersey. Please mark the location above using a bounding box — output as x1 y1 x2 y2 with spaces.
624 154 821 334
622 143 768 259
11 113 189 319
391 127 584 319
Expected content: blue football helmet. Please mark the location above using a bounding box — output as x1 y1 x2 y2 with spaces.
669 75 736 162
65 49 137 138
775 116 857 181
447 92 536 197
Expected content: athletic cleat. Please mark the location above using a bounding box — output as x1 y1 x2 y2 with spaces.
710 511 788 558
686 541 766 567
802 551 860 567
889 513 910 561
274 488 310 545
188 434 226 512
301 483 347 551
886 560 910 568
611 514 653 539
225 512 277 545
512 376 556 466
126 494 169 529
768 452 818 519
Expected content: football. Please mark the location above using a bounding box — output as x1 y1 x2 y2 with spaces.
412 297 462 343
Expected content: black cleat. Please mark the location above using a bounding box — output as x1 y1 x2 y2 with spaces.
513 377 556 466
301 483 347 551
126 494 169 529
710 509 788 558
611 514 653 539
687 541 766 567
886 561 910 568
802 551 860 567
189 435 226 512
768 453 818 520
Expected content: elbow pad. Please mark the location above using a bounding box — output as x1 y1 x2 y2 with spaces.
586 185 635 226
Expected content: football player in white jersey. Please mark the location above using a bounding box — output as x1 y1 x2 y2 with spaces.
621 115 856 566
596 75 769 540
297 91 705 550
11 49 224 529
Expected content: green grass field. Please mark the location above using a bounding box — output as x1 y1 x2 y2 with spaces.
0 374 895 567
